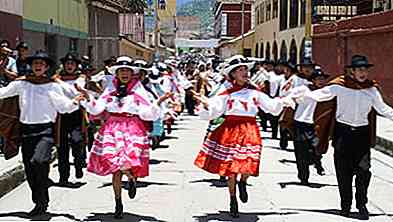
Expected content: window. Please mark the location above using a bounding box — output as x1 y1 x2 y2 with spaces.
266 0 272 21
265 42 271 60
260 2 265 23
255 43 259 57
300 0 306 25
280 40 287 61
273 0 278 18
256 6 260 25
69 38 78 52
260 42 264 58
289 0 299 28
272 41 278 62
280 0 288 30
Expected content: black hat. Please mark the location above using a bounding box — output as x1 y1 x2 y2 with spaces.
310 68 329 79
346 55 374 68
60 52 81 64
263 59 275 65
26 50 55 67
16 42 29 50
104 56 116 66
276 58 297 72
297 57 316 67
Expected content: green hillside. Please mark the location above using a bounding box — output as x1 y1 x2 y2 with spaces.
177 0 214 33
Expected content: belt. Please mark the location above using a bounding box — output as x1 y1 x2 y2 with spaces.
336 122 368 131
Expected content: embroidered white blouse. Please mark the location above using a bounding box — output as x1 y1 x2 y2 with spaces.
305 85 393 127
198 87 293 120
0 80 79 124
80 81 161 121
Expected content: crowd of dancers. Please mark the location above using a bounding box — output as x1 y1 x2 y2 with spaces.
1 39 393 220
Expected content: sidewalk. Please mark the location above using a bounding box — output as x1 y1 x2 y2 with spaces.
375 116 393 156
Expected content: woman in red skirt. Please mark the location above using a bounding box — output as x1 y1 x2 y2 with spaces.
194 55 294 218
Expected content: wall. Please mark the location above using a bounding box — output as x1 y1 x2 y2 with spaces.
119 38 153 61
313 10 393 105
0 0 23 47
88 5 120 68
23 0 88 38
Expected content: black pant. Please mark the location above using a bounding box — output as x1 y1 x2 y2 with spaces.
333 122 372 210
268 114 279 139
58 111 85 181
293 121 322 182
257 110 268 131
21 123 54 207
185 93 195 115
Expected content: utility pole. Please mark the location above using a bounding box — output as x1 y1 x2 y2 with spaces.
241 0 245 55
154 0 160 61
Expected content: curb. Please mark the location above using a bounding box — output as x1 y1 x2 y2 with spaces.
0 163 25 198
375 136 393 156
0 149 58 199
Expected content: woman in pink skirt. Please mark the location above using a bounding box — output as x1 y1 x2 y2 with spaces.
80 56 170 219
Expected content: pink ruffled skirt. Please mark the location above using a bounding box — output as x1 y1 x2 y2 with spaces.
87 115 150 177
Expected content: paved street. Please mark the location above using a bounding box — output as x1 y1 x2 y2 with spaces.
0 115 393 222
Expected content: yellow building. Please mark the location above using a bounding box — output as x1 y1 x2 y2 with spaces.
253 0 306 63
158 0 176 47
23 0 89 61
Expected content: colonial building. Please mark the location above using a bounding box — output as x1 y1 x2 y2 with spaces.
252 0 385 63
214 0 252 40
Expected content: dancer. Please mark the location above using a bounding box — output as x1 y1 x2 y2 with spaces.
0 50 83 216
193 55 294 218
302 55 393 219
79 56 170 219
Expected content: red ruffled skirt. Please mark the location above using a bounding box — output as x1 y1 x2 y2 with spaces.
194 115 262 176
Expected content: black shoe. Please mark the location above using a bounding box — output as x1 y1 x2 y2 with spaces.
340 208 350 217
300 179 309 186
75 168 83 179
128 179 137 199
229 196 239 218
114 198 123 219
58 178 69 186
358 206 369 220
238 180 248 203
315 165 326 176
28 204 47 217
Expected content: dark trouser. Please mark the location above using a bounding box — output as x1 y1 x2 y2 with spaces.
279 127 290 149
87 121 99 151
185 93 195 115
268 114 279 139
257 110 268 131
293 121 322 182
21 123 54 207
58 111 85 181
333 122 372 210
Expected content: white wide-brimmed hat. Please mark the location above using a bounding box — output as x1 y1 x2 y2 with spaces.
223 55 254 76
110 56 140 74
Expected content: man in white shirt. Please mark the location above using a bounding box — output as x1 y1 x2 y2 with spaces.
0 51 84 217
57 52 86 185
292 68 329 185
304 55 393 219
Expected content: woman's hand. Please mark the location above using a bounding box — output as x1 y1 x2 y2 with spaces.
74 84 90 102
158 92 173 105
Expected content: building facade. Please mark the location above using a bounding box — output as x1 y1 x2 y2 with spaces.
23 0 89 62
0 0 23 47
176 16 201 39
214 0 252 40
253 0 382 63
119 13 145 43
158 0 176 47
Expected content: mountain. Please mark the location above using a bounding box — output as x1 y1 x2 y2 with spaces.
177 0 215 34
